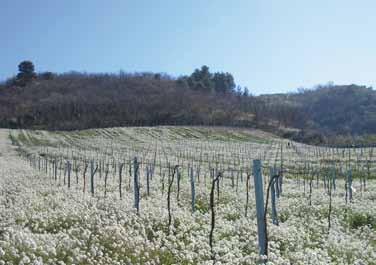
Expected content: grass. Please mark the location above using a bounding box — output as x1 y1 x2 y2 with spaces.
347 211 376 229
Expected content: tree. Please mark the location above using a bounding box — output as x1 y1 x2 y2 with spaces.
235 85 242 96
188 65 215 93
39 71 55 80
243 87 249 97
213 72 235 94
16 61 36 86
184 66 237 95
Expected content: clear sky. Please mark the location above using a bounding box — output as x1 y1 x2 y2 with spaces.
1 0 375 94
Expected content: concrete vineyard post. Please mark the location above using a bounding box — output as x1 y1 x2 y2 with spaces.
253 160 266 256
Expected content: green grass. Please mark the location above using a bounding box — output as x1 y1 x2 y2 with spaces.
347 211 376 229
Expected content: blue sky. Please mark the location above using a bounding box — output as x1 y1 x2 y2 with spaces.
1 0 375 94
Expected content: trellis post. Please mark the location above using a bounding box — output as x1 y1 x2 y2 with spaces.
253 160 266 256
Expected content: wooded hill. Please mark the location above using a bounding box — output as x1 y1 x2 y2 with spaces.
1 63 375 146
260 84 376 145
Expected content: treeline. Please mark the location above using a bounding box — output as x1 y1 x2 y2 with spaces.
0 64 256 130
1 61 376 145
295 84 376 135
259 84 376 145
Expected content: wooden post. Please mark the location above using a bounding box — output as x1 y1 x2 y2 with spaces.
328 166 334 231
82 162 88 193
209 172 221 261
54 159 57 181
270 167 278 225
332 164 336 191
275 168 280 198
90 160 97 196
146 164 150 196
176 167 181 203
119 163 124 199
133 157 140 214
104 163 109 197
347 169 353 203
67 161 71 189
279 144 283 195
190 166 196 213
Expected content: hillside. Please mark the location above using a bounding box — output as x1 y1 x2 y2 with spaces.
1 69 376 145
0 70 254 130
259 84 376 145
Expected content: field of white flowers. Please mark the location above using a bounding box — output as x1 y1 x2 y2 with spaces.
1 127 376 265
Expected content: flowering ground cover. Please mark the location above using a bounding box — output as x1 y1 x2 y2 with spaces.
0 127 375 264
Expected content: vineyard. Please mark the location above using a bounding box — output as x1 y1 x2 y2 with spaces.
1 126 376 265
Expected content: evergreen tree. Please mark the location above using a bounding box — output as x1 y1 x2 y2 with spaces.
16 61 36 86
